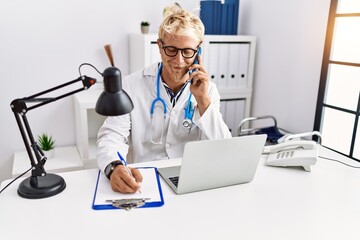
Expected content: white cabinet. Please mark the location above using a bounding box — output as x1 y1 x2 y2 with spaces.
129 34 161 73
74 87 106 167
129 34 256 136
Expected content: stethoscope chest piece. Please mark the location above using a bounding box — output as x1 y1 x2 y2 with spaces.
182 118 192 129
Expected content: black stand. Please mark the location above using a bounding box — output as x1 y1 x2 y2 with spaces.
11 76 96 199
18 174 66 199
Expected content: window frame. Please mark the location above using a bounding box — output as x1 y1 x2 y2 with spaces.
314 0 360 161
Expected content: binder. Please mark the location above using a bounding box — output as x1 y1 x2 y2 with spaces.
230 0 240 34
236 43 250 88
218 43 229 90
200 1 214 34
207 43 220 86
220 3 228 35
227 43 242 88
226 0 239 35
92 167 164 210
213 1 222 34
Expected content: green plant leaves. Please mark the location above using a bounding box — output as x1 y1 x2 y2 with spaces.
37 133 55 151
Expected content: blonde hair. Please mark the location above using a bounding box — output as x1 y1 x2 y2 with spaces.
158 8 205 43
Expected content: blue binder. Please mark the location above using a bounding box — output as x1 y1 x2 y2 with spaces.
92 167 164 210
200 0 240 35
226 0 239 35
220 3 228 35
213 1 222 34
200 1 215 34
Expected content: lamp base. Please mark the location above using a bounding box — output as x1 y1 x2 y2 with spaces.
18 173 66 199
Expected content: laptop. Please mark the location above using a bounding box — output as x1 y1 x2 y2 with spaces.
157 134 267 194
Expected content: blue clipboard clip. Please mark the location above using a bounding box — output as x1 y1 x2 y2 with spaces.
106 198 151 211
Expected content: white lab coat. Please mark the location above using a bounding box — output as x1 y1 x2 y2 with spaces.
97 63 232 172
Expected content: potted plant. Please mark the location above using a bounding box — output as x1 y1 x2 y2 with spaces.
37 133 56 158
140 21 150 34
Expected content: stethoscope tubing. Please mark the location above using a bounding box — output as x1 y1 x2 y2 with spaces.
150 63 194 128
150 64 167 115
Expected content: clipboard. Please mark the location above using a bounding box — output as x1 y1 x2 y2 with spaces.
92 167 164 210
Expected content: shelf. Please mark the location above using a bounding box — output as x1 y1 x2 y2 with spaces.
12 146 83 178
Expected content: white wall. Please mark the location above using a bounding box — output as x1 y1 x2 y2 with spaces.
0 0 330 183
239 0 331 133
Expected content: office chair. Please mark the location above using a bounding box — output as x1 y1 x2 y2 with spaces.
237 115 290 143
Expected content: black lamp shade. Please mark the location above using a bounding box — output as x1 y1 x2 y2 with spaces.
95 67 134 116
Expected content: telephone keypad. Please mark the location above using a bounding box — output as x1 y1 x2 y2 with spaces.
277 151 295 159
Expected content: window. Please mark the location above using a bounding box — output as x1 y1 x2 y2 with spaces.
314 0 360 161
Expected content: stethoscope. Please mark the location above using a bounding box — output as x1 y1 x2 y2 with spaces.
150 63 195 131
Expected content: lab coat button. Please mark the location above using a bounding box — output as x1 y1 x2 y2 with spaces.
165 143 170 148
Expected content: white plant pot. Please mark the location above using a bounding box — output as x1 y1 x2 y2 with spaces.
45 149 55 159
141 26 149 34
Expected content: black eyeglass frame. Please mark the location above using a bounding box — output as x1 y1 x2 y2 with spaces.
160 40 200 59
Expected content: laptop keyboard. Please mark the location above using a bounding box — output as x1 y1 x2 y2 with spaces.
169 176 179 187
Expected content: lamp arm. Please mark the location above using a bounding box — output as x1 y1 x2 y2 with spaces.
10 76 96 177
12 76 96 113
12 111 46 177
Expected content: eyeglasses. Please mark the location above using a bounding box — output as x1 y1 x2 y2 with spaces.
161 40 198 59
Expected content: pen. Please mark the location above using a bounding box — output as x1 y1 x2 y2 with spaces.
117 151 141 193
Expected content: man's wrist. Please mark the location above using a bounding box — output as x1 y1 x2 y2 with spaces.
197 97 211 116
104 160 123 180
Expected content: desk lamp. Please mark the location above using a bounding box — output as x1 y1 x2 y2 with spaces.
10 60 133 199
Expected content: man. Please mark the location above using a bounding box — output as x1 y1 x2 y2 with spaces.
97 9 232 193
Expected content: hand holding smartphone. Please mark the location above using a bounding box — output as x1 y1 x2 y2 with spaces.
189 47 202 82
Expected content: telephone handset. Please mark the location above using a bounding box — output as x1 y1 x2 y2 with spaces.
266 140 318 172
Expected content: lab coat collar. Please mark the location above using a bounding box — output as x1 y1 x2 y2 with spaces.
143 62 162 97
143 63 159 77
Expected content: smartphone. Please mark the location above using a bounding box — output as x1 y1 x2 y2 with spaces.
189 46 202 76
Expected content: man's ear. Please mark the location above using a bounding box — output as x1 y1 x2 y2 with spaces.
157 39 162 47
157 39 162 53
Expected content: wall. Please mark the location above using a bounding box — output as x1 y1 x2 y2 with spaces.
0 0 330 183
239 0 331 133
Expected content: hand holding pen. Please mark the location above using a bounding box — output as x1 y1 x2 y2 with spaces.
117 151 142 193
109 152 143 194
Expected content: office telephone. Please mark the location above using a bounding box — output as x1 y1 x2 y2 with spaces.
265 140 318 172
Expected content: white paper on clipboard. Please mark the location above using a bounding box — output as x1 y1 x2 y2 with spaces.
92 167 164 210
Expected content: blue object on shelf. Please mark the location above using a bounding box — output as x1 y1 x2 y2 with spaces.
200 0 239 35
226 0 239 34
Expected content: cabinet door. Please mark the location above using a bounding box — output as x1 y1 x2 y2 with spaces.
129 34 160 73
220 99 246 137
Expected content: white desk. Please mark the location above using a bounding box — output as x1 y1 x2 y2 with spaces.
1 147 360 240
